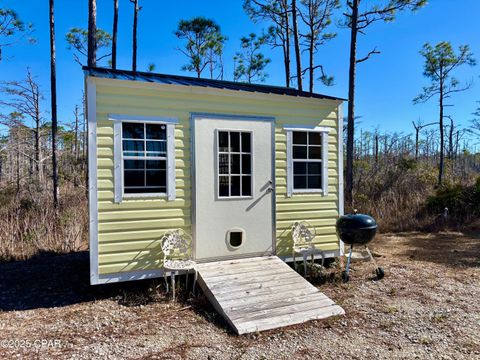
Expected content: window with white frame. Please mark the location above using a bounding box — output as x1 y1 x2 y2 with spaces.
111 115 177 203
122 122 167 194
286 127 329 196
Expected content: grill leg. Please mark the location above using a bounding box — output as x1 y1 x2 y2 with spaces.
365 246 378 268
343 244 354 282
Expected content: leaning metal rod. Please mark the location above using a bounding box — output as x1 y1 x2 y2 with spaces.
345 244 354 276
365 246 379 269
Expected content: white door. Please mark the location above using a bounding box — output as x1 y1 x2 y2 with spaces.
193 116 274 260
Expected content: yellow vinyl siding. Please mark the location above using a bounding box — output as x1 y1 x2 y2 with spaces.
93 77 341 274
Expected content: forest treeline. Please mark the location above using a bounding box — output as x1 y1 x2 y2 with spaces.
0 1 479 260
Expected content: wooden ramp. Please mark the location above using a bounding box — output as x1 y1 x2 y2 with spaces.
195 256 345 335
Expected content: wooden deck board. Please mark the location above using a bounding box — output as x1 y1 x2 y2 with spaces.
195 255 345 335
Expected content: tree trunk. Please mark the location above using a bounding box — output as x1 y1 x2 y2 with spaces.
346 0 359 210
34 91 41 182
291 0 302 91
132 0 138 72
283 0 291 88
112 0 118 69
309 35 314 93
49 0 59 207
74 105 79 162
438 70 444 186
448 117 454 160
414 127 419 160
88 0 97 67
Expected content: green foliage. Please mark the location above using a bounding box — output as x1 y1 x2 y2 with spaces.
397 157 417 171
426 179 480 220
175 17 227 78
65 28 112 66
343 0 426 28
147 63 156 72
299 0 340 87
413 42 476 104
233 33 271 83
0 8 34 61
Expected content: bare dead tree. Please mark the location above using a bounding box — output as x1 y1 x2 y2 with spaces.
412 120 437 160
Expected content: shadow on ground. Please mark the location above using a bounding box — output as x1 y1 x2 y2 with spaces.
380 232 480 268
0 251 165 311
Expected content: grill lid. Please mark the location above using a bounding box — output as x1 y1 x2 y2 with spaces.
336 212 378 246
336 213 377 230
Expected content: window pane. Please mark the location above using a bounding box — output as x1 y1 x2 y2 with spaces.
219 176 229 197
231 154 240 174
219 154 229 174
308 146 322 159
142 186 166 193
293 131 307 144
124 159 144 170
124 170 144 187
293 162 307 175
123 140 144 152
146 159 166 170
293 146 307 159
231 176 241 196
241 154 251 174
308 175 321 189
230 132 240 152
241 132 251 153
218 131 229 152
294 175 307 189
309 132 321 145
122 123 144 139
242 176 252 196
146 140 166 155
146 124 166 140
146 170 166 187
308 162 322 175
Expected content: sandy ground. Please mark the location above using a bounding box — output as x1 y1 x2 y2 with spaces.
0 232 479 360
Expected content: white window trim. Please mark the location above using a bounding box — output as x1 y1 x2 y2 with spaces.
110 114 177 203
285 126 330 197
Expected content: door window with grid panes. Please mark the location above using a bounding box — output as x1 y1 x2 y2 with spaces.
217 130 252 198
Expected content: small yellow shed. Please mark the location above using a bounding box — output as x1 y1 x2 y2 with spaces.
85 67 345 285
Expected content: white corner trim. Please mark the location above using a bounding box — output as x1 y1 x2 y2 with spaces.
167 123 176 200
337 103 345 256
108 113 179 124
87 77 99 285
286 130 293 197
283 124 331 133
113 120 122 204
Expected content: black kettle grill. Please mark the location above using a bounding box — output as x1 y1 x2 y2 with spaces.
336 211 384 282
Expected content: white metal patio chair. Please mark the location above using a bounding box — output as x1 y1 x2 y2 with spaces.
291 221 325 277
161 229 197 301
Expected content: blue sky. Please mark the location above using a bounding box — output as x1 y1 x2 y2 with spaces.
1 0 479 145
